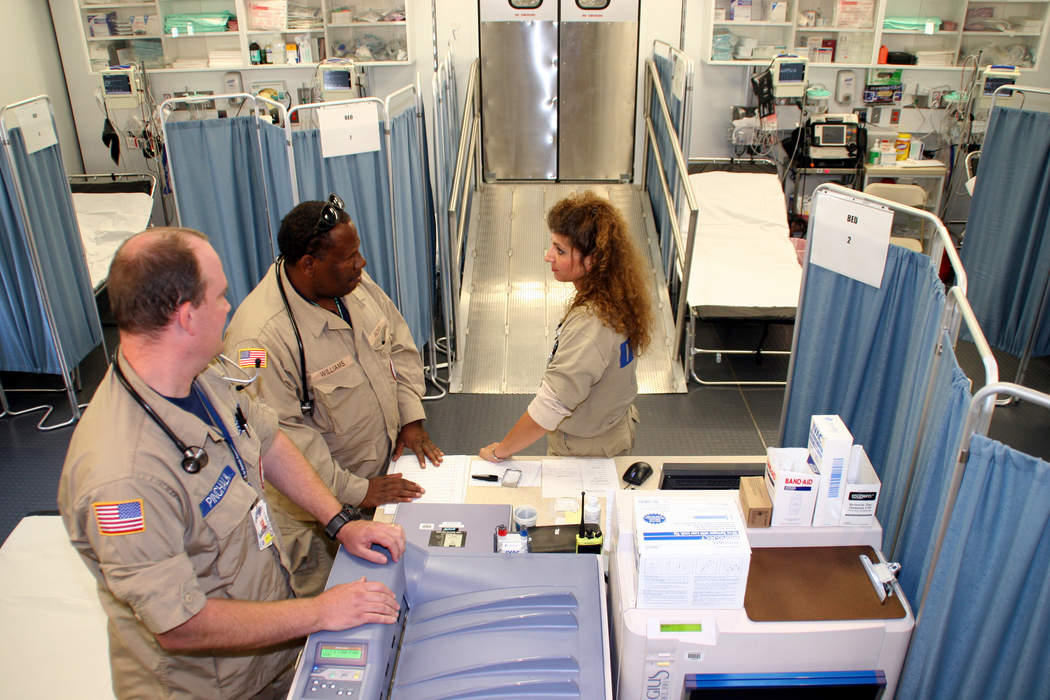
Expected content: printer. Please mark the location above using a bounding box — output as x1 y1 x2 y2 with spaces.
286 503 612 699
609 490 914 699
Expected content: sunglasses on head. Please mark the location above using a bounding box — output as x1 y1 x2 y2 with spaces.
314 193 345 237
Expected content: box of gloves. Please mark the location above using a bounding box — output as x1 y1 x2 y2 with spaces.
840 445 881 526
634 492 751 609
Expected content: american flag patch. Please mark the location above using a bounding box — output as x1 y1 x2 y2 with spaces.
93 499 145 536
238 348 267 368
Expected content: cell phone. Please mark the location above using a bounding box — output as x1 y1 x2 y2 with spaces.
501 468 522 488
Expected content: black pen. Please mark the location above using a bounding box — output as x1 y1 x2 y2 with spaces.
472 474 500 482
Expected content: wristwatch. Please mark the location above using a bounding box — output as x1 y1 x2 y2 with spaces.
324 504 363 540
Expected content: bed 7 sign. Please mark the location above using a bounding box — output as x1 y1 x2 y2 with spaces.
809 190 892 289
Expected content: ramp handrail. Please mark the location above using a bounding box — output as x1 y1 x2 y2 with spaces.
642 58 698 367
444 59 481 363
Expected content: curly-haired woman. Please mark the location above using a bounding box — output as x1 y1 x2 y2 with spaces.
480 191 652 461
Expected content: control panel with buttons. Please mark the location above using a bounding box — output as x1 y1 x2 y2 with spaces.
301 642 367 698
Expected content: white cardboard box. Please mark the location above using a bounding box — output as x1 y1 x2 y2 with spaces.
634 492 751 609
841 445 881 526
808 415 853 526
765 447 819 526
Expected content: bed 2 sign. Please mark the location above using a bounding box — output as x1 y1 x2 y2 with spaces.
809 191 892 289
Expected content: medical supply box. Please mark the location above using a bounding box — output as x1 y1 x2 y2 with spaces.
841 445 881 526
808 415 854 526
765 447 819 526
738 475 772 527
634 492 751 609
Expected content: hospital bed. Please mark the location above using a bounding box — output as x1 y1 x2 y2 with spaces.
68 173 156 291
683 159 803 385
0 515 114 699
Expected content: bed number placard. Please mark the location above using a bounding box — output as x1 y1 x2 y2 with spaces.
317 102 381 158
809 191 892 288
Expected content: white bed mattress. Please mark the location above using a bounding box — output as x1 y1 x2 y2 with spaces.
0 516 114 698
72 192 154 289
685 171 802 319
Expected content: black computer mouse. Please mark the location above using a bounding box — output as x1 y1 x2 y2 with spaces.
623 461 653 486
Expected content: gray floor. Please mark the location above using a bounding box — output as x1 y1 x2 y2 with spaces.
449 183 685 394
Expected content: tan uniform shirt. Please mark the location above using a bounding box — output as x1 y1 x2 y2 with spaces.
538 305 639 451
223 264 425 593
58 355 298 699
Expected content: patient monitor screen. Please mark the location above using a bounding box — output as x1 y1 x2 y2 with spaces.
817 125 846 145
323 69 352 91
103 74 132 95
778 62 805 83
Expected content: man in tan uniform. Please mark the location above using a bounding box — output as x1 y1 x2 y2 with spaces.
224 197 442 596
58 228 406 699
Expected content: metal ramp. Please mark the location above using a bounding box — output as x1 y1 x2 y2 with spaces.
449 183 685 394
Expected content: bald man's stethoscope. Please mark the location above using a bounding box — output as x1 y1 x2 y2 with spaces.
112 353 259 474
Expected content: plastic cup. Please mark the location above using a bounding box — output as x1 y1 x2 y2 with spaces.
513 505 538 532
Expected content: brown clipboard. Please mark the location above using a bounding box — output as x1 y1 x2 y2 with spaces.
744 546 907 622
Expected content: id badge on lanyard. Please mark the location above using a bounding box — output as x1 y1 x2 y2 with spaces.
251 499 276 550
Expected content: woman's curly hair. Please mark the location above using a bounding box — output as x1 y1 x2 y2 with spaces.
547 192 652 354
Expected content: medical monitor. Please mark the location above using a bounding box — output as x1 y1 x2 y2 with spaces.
770 55 808 99
977 65 1021 109
318 62 358 102
100 66 144 111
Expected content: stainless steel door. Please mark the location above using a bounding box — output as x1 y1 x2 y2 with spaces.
479 0 639 182
558 0 639 181
479 0 559 181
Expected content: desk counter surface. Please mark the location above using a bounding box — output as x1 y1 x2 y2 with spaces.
375 455 766 527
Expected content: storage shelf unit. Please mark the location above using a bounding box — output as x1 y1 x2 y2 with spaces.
708 0 1050 69
76 0 410 72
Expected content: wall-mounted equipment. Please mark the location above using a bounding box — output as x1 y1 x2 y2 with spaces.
100 66 144 111
977 65 1021 108
771 55 808 98
317 60 360 102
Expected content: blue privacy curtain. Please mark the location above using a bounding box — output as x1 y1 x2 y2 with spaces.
781 246 944 552
645 53 683 277
388 108 435 349
290 128 396 301
898 434 1050 699
0 129 101 374
166 116 293 308
887 331 971 604
960 107 1050 357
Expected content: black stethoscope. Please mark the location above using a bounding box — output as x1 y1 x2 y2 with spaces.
112 355 259 474
275 258 315 417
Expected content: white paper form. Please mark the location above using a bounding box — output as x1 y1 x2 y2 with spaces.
541 458 617 498
469 459 541 488
387 454 469 503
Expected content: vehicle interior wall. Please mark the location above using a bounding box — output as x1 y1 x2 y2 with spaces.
3 0 83 175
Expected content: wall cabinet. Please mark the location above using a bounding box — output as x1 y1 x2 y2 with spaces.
708 0 1049 69
76 0 411 72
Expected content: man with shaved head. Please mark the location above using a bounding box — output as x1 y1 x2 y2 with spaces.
58 228 406 699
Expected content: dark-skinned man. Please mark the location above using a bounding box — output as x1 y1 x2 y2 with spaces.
224 195 443 596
